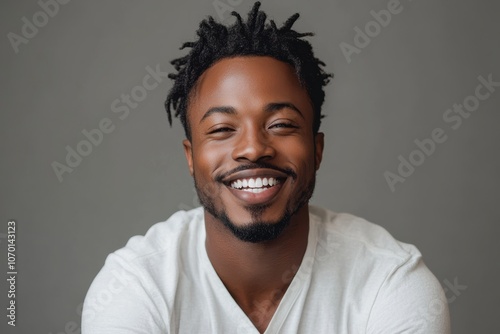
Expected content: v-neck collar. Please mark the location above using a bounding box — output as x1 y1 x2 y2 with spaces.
198 212 320 333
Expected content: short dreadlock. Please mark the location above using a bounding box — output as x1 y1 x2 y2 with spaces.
165 1 332 141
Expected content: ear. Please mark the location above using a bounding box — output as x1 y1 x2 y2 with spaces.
314 132 324 171
183 139 194 176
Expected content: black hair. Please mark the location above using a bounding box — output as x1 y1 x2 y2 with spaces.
164 1 332 141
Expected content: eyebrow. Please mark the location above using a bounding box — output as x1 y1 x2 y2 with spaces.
200 102 304 124
200 106 236 123
264 102 304 119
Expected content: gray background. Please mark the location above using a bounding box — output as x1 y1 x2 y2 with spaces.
1 0 499 333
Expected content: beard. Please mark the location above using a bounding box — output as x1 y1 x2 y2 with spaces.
194 171 316 243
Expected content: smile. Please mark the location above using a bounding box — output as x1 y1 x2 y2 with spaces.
221 168 289 205
230 177 281 193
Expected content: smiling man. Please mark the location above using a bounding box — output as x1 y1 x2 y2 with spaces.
82 2 450 333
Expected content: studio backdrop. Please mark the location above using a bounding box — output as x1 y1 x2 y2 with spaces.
1 0 499 333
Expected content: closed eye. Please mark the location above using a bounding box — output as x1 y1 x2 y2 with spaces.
208 127 234 134
270 122 298 129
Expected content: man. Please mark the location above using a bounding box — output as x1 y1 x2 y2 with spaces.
82 2 450 333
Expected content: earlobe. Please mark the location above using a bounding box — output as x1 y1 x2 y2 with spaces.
314 132 325 170
183 139 194 176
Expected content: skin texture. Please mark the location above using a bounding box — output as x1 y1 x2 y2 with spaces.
183 56 324 333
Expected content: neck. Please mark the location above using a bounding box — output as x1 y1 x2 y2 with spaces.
204 206 310 317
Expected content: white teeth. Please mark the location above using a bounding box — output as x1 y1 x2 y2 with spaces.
243 188 267 193
255 178 263 187
230 177 280 189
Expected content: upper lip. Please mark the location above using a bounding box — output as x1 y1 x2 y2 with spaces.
221 168 289 185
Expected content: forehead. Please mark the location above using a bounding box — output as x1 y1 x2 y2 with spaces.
187 56 313 123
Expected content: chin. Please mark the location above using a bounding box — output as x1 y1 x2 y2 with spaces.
218 208 293 243
199 194 292 243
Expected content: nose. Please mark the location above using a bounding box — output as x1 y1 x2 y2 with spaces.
231 126 276 162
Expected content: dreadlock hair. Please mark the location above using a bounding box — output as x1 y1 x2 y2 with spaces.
165 1 332 141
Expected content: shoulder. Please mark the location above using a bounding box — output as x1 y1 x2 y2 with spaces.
82 207 204 334
97 206 204 284
309 205 417 262
114 207 204 262
309 205 451 333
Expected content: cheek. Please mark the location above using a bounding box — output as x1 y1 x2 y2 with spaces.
191 145 226 182
279 137 316 169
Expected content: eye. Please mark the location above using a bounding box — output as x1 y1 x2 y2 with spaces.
210 127 231 133
207 126 235 136
269 122 299 129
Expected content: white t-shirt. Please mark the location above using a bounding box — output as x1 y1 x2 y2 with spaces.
82 206 451 333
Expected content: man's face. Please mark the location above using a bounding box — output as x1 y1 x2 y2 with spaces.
183 56 324 243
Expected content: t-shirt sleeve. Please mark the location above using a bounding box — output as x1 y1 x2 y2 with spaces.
81 253 168 334
366 249 451 334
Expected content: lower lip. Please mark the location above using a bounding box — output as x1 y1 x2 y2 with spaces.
226 181 284 205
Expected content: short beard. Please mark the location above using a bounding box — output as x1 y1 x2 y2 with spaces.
194 173 316 243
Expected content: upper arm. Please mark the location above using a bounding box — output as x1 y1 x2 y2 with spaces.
366 254 451 334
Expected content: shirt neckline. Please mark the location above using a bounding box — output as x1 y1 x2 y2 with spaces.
197 210 320 333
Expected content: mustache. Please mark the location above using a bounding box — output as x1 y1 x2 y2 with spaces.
215 162 297 183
